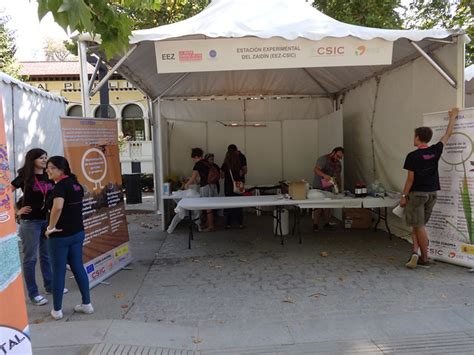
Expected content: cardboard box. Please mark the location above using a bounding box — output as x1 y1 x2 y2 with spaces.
288 181 307 200
343 208 372 229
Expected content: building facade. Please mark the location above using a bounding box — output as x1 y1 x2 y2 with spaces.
19 61 153 174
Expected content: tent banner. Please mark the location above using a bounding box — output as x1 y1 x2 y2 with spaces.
0 97 32 354
60 117 131 287
423 108 474 268
154 37 393 73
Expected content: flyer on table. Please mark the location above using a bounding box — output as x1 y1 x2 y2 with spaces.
423 108 474 268
0 97 32 354
60 117 132 287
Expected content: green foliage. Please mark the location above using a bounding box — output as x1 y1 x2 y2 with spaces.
312 0 404 29
404 0 473 66
0 15 20 78
37 0 162 59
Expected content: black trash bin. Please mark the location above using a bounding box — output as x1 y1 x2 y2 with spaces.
123 173 142 204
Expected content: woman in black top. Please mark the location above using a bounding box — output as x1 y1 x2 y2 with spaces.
221 149 245 228
11 148 54 306
44 156 93 320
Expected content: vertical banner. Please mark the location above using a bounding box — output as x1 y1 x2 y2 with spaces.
423 108 474 268
60 117 132 287
0 98 32 354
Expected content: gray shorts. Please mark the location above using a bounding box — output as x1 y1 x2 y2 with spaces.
200 184 218 198
405 191 437 227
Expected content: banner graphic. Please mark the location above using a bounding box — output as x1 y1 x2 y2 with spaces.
0 96 32 354
423 108 474 268
60 117 131 287
155 36 393 73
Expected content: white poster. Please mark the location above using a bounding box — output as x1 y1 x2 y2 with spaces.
155 37 393 73
423 108 474 268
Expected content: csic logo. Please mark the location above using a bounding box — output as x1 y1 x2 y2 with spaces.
429 248 443 256
209 49 217 58
448 251 456 258
91 267 106 280
315 46 345 56
355 45 366 56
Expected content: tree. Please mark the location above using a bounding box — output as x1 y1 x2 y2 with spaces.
38 0 162 59
404 0 473 66
312 0 404 29
0 15 20 78
43 37 76 61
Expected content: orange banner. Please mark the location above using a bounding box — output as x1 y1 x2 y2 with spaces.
60 117 131 287
0 97 32 353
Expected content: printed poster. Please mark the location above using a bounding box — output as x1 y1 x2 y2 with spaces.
0 97 32 354
60 117 132 287
423 108 474 268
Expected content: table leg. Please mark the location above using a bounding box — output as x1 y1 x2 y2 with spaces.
384 207 392 240
292 207 297 236
188 210 193 249
278 207 284 245
374 207 381 231
296 206 302 244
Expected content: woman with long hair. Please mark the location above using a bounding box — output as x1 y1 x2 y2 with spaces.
11 148 57 306
221 149 244 228
44 156 93 320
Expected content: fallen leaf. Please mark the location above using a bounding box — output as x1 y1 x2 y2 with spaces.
239 258 248 262
282 296 295 304
308 292 327 298
192 259 200 263
32 319 44 324
320 251 329 257
121 304 129 309
214 265 223 269
192 336 203 344
338 276 345 282
388 256 395 261
314 277 326 282
218 320 225 324
441 294 447 299
140 223 154 229
114 292 124 299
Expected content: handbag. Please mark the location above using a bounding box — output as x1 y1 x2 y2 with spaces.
229 169 245 194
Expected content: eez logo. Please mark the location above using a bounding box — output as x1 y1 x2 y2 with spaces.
355 45 366 56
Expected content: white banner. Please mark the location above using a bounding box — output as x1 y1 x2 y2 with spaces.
155 37 393 73
423 108 474 268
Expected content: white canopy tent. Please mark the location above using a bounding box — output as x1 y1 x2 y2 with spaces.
84 0 467 234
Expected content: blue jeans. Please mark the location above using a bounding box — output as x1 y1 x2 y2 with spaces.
47 231 90 311
18 219 52 299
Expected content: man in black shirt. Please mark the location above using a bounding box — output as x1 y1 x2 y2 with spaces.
401 107 458 269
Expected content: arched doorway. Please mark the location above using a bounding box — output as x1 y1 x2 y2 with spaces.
67 105 82 117
122 104 145 141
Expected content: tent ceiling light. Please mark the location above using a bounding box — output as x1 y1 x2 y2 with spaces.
217 120 266 127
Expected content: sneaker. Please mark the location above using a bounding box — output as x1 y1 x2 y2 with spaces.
313 224 319 232
74 303 94 314
31 295 48 306
50 309 63 320
417 258 432 268
405 253 418 269
46 288 69 295
323 223 336 230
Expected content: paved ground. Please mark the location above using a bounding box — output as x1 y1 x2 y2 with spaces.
25 201 474 354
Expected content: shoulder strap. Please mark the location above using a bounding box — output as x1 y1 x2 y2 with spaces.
228 169 235 183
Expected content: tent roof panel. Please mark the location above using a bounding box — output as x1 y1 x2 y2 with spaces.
131 0 458 44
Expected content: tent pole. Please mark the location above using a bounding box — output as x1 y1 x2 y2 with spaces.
78 40 91 117
150 97 165 230
456 35 466 108
155 73 189 100
410 41 456 88
90 45 138 97
87 57 101 95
